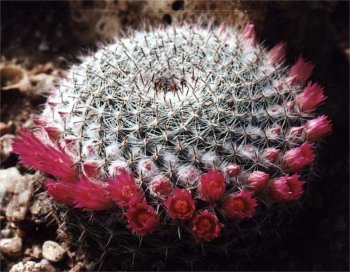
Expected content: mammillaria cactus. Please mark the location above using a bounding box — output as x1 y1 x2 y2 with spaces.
12 22 331 270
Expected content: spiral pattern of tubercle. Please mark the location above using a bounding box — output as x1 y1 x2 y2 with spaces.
41 24 310 184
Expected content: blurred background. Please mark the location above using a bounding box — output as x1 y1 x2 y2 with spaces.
1 1 349 271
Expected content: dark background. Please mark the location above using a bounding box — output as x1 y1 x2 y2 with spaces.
1 1 349 271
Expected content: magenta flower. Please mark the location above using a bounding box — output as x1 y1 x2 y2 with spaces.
12 127 77 182
107 169 143 207
296 82 326 112
73 178 113 211
199 170 226 202
284 142 315 172
149 175 173 198
269 174 305 202
165 188 195 220
222 191 257 219
125 202 160 236
189 210 221 242
225 164 241 177
82 160 102 180
290 57 314 83
269 42 286 64
288 126 305 139
45 180 75 206
263 148 280 163
43 126 62 142
242 23 256 43
247 171 269 193
304 115 332 141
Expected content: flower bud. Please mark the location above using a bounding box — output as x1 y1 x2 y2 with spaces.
165 188 195 220
190 210 221 242
225 164 241 177
284 142 315 172
269 174 304 202
304 115 332 141
242 23 256 44
263 148 280 163
125 202 159 236
290 57 314 83
199 170 226 202
269 42 286 64
247 171 269 192
222 191 257 219
149 175 173 198
296 82 326 112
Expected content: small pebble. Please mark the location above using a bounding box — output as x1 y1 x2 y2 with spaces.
0 237 22 255
24 244 42 259
69 262 85 272
0 122 10 135
9 261 25 272
9 260 55 272
32 245 43 259
42 241 66 262
1 228 12 238
5 171 35 222
24 261 41 272
0 168 22 200
39 259 57 271
0 134 14 163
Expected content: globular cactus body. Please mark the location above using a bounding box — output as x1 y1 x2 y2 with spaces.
13 23 331 270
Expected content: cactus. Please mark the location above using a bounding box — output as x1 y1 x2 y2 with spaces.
12 22 331 270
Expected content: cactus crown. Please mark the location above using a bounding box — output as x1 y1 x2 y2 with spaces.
13 22 331 253
44 24 304 178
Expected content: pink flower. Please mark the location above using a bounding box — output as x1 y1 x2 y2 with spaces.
165 189 195 220
296 82 326 112
290 57 314 83
82 160 102 180
177 166 201 187
288 126 304 139
284 142 315 172
73 178 113 211
247 171 269 192
32 118 62 142
269 174 305 202
286 101 295 110
225 164 241 177
138 159 158 178
107 169 143 207
263 148 280 163
32 117 48 127
12 128 77 182
222 191 257 219
44 126 62 142
149 175 173 198
108 160 128 177
267 125 282 138
62 136 79 152
199 170 226 202
189 210 221 242
125 202 160 236
269 42 286 64
45 180 75 206
304 115 332 141
242 23 256 43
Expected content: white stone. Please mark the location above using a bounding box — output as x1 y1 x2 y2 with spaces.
42 241 66 262
0 167 36 222
0 237 22 255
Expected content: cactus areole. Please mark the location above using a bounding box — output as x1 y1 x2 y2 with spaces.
13 23 331 242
